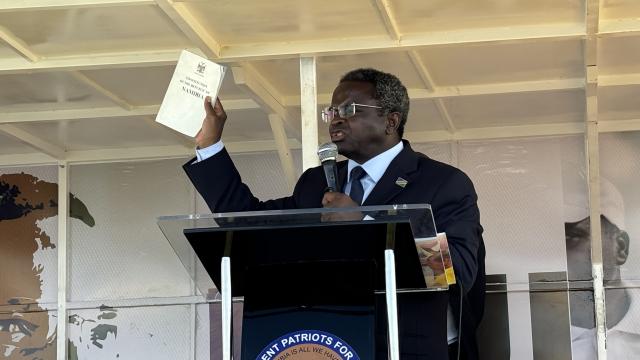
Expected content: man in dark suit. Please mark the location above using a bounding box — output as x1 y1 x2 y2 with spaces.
184 68 485 359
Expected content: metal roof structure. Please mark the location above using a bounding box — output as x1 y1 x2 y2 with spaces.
0 0 638 168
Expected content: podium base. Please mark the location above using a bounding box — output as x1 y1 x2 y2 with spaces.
241 261 376 360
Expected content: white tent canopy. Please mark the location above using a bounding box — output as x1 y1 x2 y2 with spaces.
0 0 638 167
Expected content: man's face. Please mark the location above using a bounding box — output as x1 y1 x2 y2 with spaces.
565 216 628 281
328 81 394 164
565 217 593 281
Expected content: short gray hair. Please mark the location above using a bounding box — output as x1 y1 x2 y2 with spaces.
340 68 410 137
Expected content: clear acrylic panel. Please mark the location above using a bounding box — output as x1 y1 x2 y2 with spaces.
157 204 445 300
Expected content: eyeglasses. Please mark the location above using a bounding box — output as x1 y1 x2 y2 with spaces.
321 103 382 123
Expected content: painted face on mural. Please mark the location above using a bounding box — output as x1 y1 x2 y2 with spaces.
0 174 95 359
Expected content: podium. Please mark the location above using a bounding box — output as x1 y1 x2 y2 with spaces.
158 204 453 360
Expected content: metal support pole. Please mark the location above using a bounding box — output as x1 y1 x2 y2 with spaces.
269 113 297 189
384 249 400 360
586 106 606 360
221 257 233 360
299 56 319 171
56 161 68 360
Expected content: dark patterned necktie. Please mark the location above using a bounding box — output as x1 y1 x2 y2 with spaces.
349 166 367 205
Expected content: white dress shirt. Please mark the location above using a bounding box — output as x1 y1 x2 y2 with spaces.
195 140 225 162
343 141 403 201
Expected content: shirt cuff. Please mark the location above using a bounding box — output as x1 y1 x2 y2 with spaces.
194 140 224 163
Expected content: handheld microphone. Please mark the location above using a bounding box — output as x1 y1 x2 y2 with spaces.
317 142 339 192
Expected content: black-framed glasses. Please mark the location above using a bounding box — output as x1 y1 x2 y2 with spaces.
321 103 382 123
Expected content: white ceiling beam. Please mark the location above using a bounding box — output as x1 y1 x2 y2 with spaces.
405 122 585 143
583 0 599 126
400 23 584 47
0 0 153 11
220 24 584 61
0 25 40 62
433 101 456 133
155 0 222 58
0 99 259 124
7 72 640 127
0 104 160 124
0 25 585 73
0 152 55 167
227 139 303 155
584 0 599 98
598 73 640 87
65 140 300 163
599 118 640 133
285 78 585 106
281 74 640 104
371 0 401 41
418 78 586 98
70 71 133 110
586 0 600 36
6 118 640 166
143 115 195 148
65 144 192 163
0 124 66 159
268 114 297 190
231 64 301 140
0 49 187 74
0 139 301 166
0 21 586 73
599 18 640 37
407 51 456 132
407 51 436 91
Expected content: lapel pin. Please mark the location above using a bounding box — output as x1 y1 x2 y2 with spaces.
395 177 408 188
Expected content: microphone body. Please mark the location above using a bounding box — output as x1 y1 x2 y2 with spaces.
322 159 338 192
317 142 340 192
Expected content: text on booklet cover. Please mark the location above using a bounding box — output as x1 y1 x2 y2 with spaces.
155 50 226 137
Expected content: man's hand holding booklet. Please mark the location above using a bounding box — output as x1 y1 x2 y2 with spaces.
155 50 226 137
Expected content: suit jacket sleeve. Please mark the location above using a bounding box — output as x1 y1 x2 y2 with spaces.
183 147 312 212
431 168 483 294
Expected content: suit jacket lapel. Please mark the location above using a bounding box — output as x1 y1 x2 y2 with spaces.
363 141 420 206
337 161 349 192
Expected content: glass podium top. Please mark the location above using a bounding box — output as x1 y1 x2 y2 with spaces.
157 204 451 300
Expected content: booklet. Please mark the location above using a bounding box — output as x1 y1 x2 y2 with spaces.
415 232 456 288
155 50 226 137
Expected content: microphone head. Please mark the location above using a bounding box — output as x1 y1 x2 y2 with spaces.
317 142 338 163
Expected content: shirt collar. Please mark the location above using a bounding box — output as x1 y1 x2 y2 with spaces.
347 141 404 183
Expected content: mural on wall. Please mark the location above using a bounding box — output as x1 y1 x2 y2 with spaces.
1 138 637 359
0 172 114 359
597 132 640 359
563 167 640 359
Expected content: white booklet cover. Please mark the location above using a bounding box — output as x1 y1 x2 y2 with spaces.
156 50 226 137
